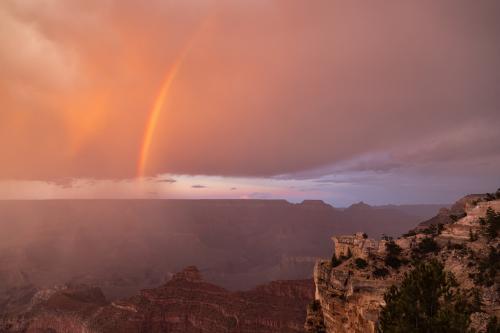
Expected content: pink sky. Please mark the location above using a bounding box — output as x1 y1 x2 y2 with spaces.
1 0 499 203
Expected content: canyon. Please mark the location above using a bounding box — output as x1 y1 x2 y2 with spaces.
4 197 488 332
0 266 313 333
307 194 500 332
0 199 439 299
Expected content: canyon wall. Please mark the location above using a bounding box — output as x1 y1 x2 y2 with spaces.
307 197 500 332
1 266 313 333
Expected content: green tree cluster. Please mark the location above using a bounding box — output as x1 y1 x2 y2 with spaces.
422 223 444 236
378 260 473 333
472 246 499 287
414 237 439 255
487 316 500 333
355 258 368 269
385 241 404 269
479 208 500 241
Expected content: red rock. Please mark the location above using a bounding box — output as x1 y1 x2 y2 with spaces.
1 267 313 333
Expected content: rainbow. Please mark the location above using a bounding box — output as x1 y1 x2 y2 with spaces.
137 21 210 179
137 50 189 179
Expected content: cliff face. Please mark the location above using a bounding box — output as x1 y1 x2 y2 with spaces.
416 193 488 228
309 261 392 333
0 266 313 333
307 196 500 333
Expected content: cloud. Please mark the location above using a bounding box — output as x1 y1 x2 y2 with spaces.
47 178 76 189
0 0 499 181
249 192 273 199
156 178 177 184
191 185 207 189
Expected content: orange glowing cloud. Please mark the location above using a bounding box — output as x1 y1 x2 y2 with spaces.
0 0 499 182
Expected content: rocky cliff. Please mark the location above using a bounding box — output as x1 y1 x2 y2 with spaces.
306 194 500 333
0 266 313 333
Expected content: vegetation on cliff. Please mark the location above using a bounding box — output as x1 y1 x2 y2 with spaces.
378 197 500 332
384 240 404 269
480 208 500 240
309 193 500 333
305 300 326 333
378 260 473 332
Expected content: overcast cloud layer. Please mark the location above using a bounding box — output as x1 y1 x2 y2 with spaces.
1 0 499 182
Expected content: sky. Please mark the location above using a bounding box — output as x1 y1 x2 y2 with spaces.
1 0 499 206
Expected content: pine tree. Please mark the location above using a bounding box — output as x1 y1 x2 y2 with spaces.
484 208 500 240
378 259 472 333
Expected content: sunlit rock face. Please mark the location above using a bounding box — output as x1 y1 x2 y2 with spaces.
307 196 500 333
331 232 385 259
0 266 314 333
416 193 489 229
310 236 393 333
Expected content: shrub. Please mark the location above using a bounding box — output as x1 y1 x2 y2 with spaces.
483 208 500 241
473 246 500 287
378 260 473 332
487 316 500 333
309 300 321 311
447 242 465 251
384 240 404 269
373 267 389 278
381 234 393 241
355 258 368 269
331 254 342 267
450 213 466 222
402 230 417 237
470 288 483 312
422 224 436 235
306 301 326 333
486 193 496 201
449 244 469 258
385 241 402 256
416 237 439 254
469 229 478 242
421 223 444 236
384 256 401 269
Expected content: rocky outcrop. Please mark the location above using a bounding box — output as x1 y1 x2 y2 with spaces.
308 195 500 333
416 207 454 228
0 267 313 333
308 260 392 333
332 232 384 259
417 193 489 228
